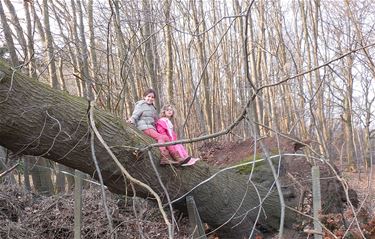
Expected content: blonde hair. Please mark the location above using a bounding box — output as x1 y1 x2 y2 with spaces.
160 104 176 118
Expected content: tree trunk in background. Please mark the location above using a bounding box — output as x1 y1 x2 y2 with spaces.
31 2 45 44
77 0 94 100
0 60 296 238
42 0 60 89
218 0 235 139
342 55 355 170
192 0 212 134
87 0 98 85
232 0 244 139
3 0 27 58
291 0 308 140
243 4 260 137
273 1 294 133
252 0 266 135
142 0 160 109
164 0 174 104
363 86 374 169
111 0 131 117
301 1 325 156
311 0 330 159
70 0 86 97
257 0 271 135
0 0 18 65
23 1 37 78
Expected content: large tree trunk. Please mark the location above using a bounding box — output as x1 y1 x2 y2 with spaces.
0 61 294 238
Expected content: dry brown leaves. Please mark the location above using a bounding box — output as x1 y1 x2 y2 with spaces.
0 184 190 239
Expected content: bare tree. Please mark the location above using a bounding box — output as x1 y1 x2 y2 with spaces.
42 0 61 89
3 0 27 59
0 0 18 65
191 0 212 134
163 0 174 103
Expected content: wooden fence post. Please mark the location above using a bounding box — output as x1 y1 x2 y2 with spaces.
186 196 207 239
74 170 83 239
312 166 322 239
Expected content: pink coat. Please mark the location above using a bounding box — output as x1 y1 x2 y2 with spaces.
156 118 189 158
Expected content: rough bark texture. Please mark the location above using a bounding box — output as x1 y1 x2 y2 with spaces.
0 61 295 238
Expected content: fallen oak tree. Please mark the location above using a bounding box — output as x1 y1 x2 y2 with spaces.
0 61 296 238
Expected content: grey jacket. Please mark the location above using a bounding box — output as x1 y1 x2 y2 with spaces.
129 100 158 131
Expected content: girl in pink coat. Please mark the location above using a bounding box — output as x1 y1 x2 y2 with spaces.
156 104 200 166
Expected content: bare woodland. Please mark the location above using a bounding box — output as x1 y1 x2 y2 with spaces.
0 0 375 238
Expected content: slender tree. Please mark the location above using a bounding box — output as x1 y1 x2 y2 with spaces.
0 0 18 65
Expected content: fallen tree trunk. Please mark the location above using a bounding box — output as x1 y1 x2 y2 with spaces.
0 61 294 238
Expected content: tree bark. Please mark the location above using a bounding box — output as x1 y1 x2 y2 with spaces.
0 61 294 238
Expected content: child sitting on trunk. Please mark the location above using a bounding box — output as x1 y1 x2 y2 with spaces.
156 104 200 166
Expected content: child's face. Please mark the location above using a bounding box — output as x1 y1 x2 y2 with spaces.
144 93 155 104
165 107 174 118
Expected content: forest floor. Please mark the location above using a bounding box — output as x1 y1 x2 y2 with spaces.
342 170 375 217
1 138 374 238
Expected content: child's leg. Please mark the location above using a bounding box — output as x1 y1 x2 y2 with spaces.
143 128 170 158
174 144 200 166
174 144 189 159
143 129 183 162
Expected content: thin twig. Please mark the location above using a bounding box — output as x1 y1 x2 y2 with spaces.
37 110 62 158
0 162 19 178
246 112 286 238
88 102 115 238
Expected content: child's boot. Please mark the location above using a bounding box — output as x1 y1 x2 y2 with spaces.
181 157 200 166
170 151 191 165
